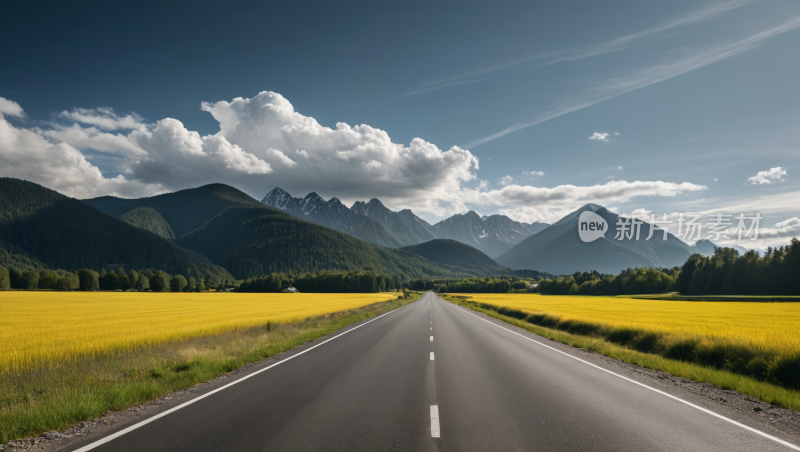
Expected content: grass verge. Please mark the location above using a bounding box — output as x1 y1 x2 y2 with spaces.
0 292 422 444
442 295 800 412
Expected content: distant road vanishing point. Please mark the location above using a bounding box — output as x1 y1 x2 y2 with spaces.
67 293 799 452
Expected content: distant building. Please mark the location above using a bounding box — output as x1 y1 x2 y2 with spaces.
283 284 298 293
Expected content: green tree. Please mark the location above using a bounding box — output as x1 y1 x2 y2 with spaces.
128 269 139 289
206 276 220 290
9 267 24 289
186 276 196 292
77 269 99 291
21 270 39 289
0 264 9 290
58 272 80 291
99 272 121 291
136 275 150 291
197 280 205 292
170 275 188 292
678 254 703 294
118 273 133 291
39 270 59 290
151 272 170 292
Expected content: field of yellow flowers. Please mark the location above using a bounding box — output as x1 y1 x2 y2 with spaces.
451 293 800 390
0 292 396 373
458 293 800 356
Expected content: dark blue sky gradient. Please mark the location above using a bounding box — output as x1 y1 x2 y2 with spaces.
2 0 800 234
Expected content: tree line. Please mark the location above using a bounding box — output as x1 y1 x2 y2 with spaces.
238 271 399 293
406 276 536 293
678 239 800 295
0 264 234 292
537 267 679 295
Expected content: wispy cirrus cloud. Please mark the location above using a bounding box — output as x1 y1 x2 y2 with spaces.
60 107 145 131
403 0 753 97
474 180 707 223
522 170 544 178
465 14 800 148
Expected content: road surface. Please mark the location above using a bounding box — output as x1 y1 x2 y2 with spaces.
68 293 799 451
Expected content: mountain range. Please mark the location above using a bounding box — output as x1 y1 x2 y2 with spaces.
3 178 736 281
0 178 504 281
261 187 548 258
78 184 510 280
496 204 696 274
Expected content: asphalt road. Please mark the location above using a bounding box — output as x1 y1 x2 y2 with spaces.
70 293 800 452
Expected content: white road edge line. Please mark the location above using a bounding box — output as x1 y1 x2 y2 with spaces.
430 405 441 438
443 299 800 451
430 352 435 360
71 300 419 452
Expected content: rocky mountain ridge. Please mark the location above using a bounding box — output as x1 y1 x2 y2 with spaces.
262 187 548 256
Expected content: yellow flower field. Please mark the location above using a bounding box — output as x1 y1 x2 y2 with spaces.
0 292 397 373
455 293 800 358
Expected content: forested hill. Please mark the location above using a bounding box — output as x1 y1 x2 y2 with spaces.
0 178 232 279
119 207 175 240
84 183 264 237
85 182 475 280
173 204 475 280
400 239 507 275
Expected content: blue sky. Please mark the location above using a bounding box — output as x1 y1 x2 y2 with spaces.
1 0 799 247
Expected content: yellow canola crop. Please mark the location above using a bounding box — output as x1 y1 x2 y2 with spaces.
455 293 800 357
0 292 396 373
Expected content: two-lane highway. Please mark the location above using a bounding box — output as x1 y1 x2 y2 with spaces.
68 293 799 451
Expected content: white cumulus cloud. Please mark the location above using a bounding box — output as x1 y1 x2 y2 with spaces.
0 93 711 221
197 91 480 214
757 217 800 238
0 111 161 198
747 167 787 185
498 175 513 186
0 98 25 118
588 132 611 141
268 148 297 167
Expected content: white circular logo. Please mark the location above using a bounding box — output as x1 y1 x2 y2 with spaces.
578 211 608 242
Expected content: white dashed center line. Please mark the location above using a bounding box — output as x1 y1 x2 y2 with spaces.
430 405 440 438
430 352 435 360
430 336 433 341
